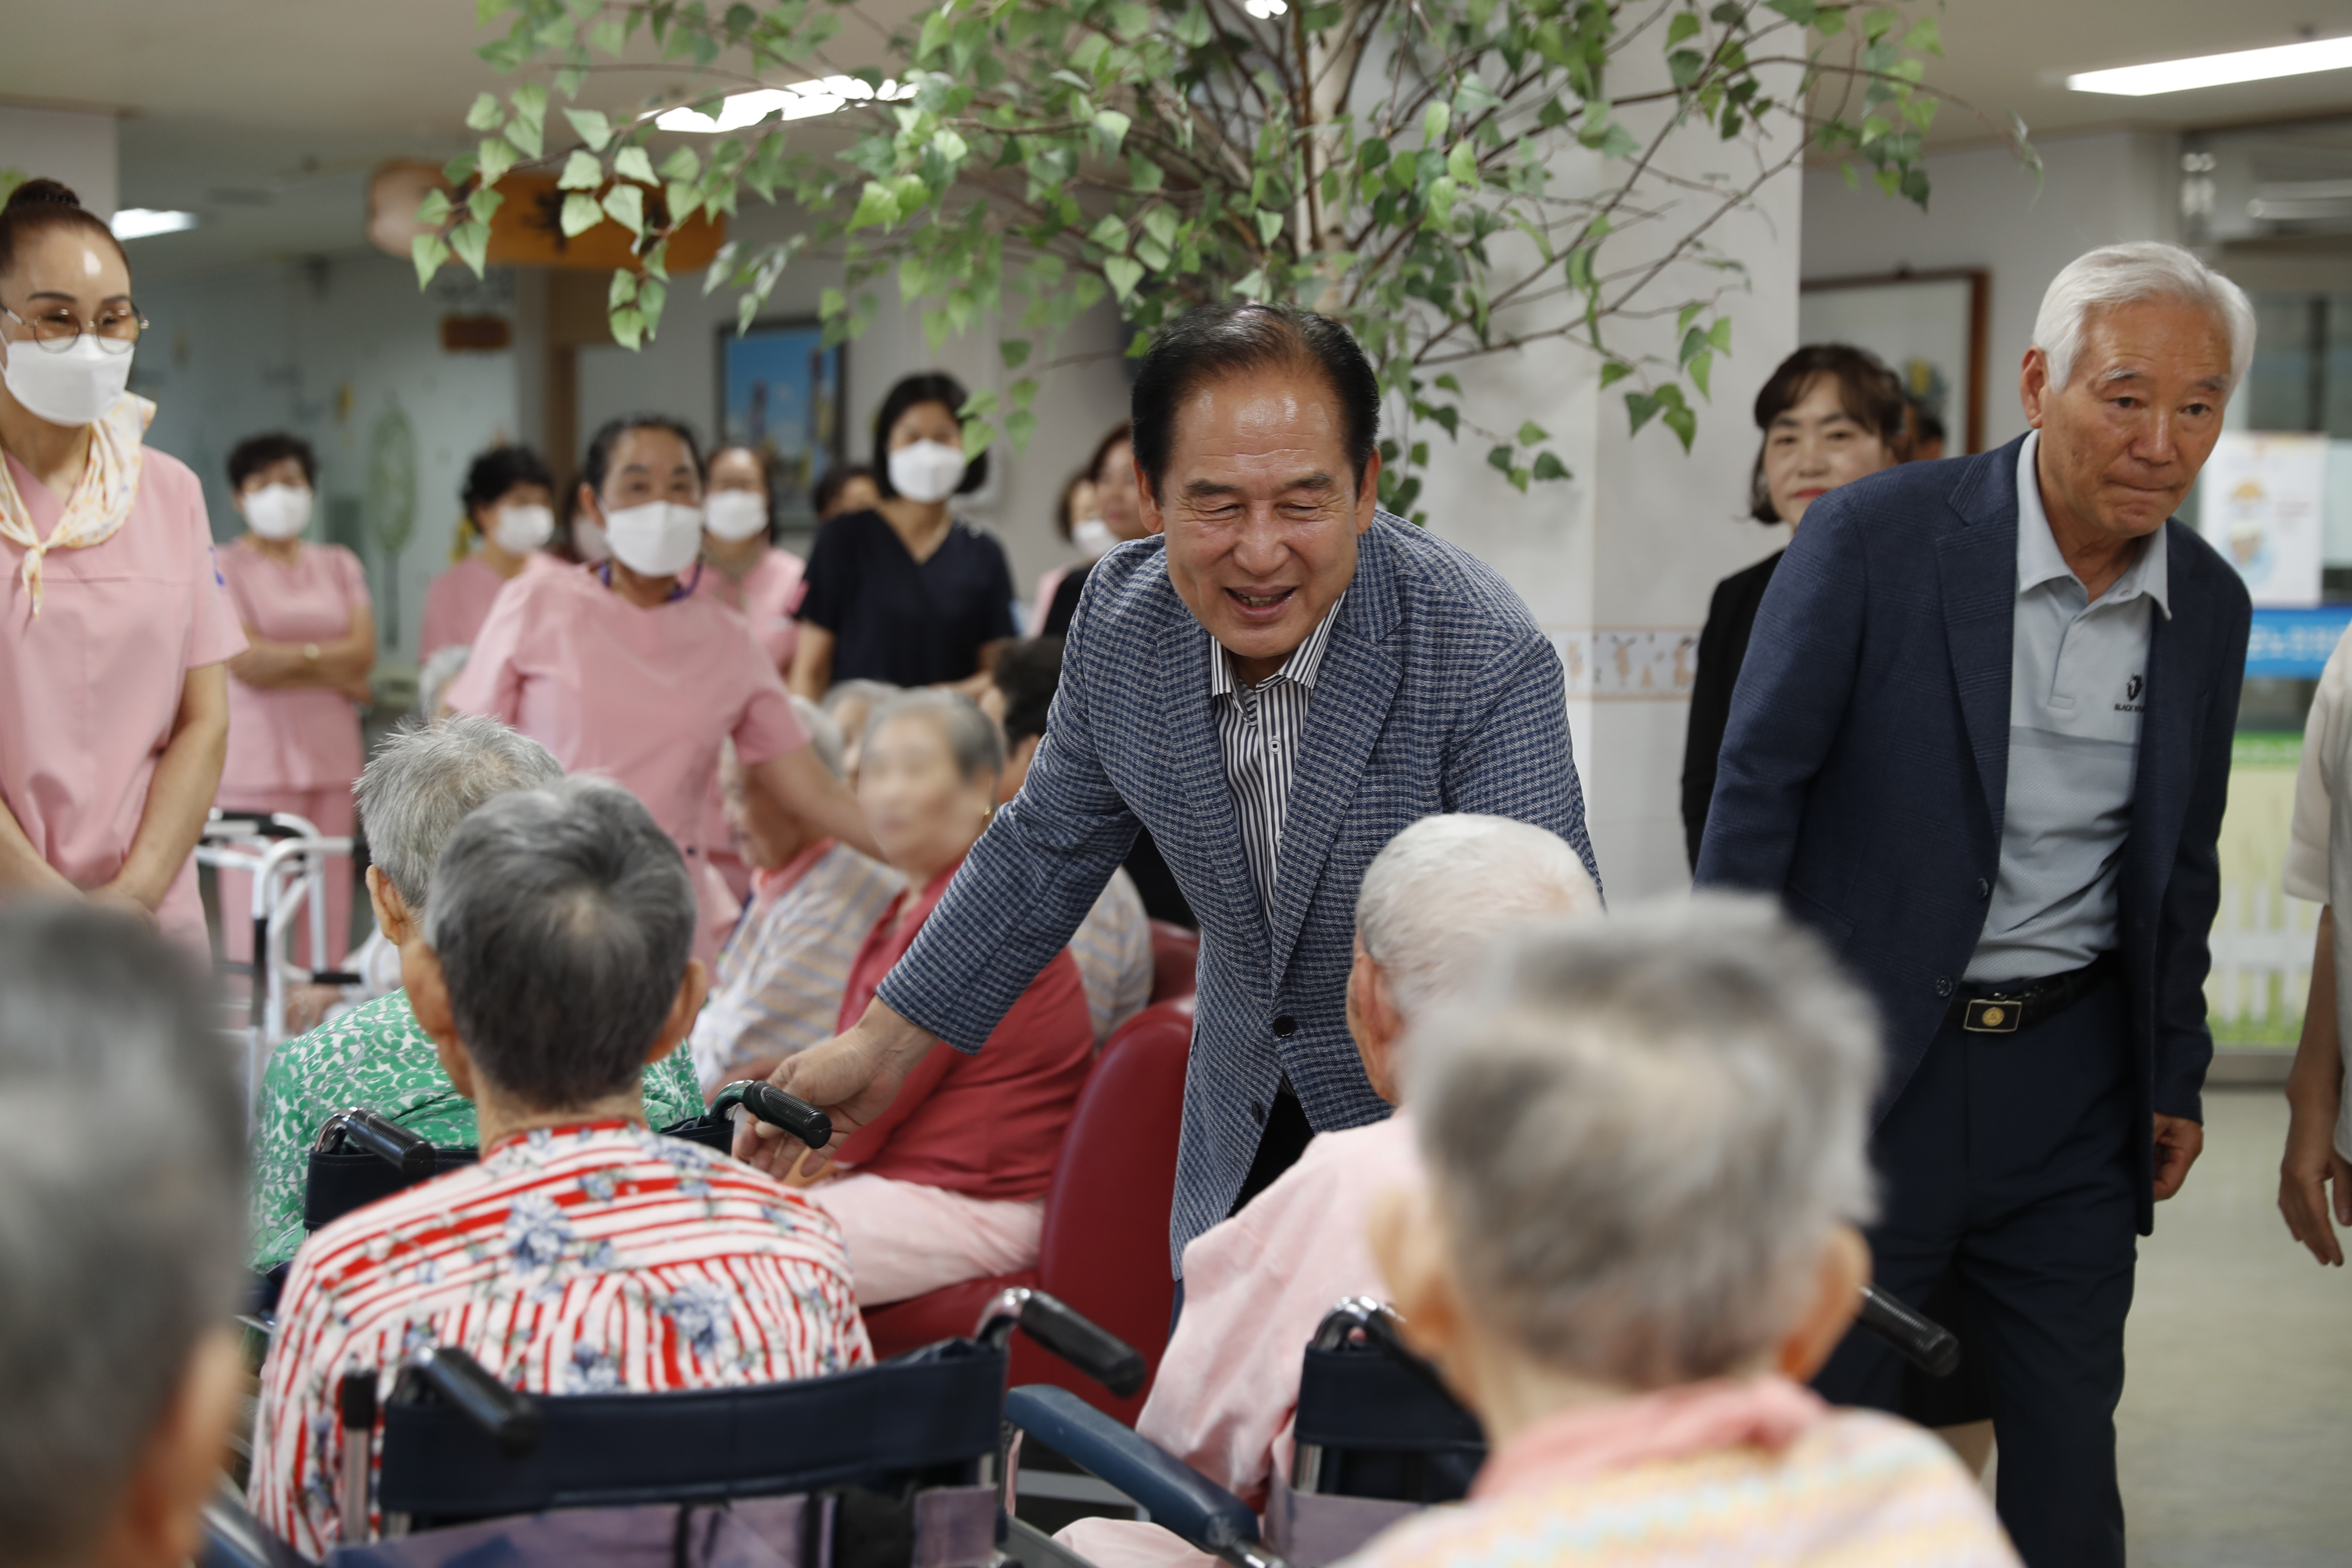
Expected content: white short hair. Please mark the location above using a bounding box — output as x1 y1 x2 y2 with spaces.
2032 242 2254 395
355 715 565 912
1406 894 1880 1389
1355 814 1599 1020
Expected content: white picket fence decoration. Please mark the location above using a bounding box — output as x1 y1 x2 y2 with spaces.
2205 876 2318 1031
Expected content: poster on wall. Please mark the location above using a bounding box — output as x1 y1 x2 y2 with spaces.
2201 431 2328 608
716 318 847 533
1797 270 1988 454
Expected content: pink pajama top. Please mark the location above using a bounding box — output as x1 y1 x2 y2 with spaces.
442 561 809 954
698 545 806 672
0 448 246 946
216 539 370 799
419 553 514 660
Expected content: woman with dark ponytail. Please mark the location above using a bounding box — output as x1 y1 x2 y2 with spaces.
0 179 245 951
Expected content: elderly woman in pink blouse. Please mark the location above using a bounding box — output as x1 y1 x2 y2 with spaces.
1337 897 2018 1568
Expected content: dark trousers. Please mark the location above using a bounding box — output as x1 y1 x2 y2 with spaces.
1816 971 2138 1568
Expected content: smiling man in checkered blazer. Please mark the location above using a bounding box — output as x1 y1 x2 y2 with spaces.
740 303 1599 1269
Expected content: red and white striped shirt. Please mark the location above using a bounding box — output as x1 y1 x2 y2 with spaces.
249 1120 871 1556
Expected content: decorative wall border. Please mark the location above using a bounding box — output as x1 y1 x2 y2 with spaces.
1547 628 1701 701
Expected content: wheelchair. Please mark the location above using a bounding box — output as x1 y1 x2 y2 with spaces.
205 1285 1146 1568
1000 1286 1962 1568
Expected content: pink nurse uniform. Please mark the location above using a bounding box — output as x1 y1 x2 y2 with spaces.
442 560 810 960
696 546 807 900
0 447 246 952
419 553 514 661
215 538 371 969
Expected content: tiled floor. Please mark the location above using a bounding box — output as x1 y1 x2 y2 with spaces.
2119 1085 2352 1567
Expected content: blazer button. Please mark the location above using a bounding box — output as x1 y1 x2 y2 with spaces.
1934 976 1955 998
1273 1015 1298 1038
1975 878 1991 900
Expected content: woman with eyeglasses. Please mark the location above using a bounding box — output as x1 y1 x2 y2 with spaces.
443 413 880 961
0 178 245 953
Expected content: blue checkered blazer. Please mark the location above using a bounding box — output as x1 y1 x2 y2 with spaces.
876 511 1599 1268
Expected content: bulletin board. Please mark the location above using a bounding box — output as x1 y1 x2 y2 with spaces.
1798 270 1990 453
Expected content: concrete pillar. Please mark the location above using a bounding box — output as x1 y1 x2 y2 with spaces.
0 105 119 218
1419 89 1803 902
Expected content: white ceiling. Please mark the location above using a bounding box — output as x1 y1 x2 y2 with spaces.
2 0 2347 274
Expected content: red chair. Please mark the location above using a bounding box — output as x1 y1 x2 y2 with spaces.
1149 920 1200 1004
861 998 1195 1421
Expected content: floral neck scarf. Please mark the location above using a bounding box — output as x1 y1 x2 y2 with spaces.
0 392 153 617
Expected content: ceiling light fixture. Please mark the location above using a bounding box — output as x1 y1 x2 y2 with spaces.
655 76 916 133
1244 0 1289 16
2067 34 2352 96
110 209 199 240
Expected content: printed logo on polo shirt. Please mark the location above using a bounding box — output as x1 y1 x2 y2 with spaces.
2115 672 2145 714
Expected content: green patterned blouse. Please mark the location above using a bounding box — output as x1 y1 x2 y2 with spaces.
248 990 704 1269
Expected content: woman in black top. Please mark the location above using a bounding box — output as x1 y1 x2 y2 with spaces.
1682 344 1907 868
792 373 1017 698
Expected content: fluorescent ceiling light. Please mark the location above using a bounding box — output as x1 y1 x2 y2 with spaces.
2067 35 2352 96
656 76 915 133
111 208 199 240
1244 0 1289 15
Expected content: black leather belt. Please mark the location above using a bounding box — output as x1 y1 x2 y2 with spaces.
1947 953 2114 1033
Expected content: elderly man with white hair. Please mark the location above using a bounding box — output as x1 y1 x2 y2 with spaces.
247 715 704 1269
1699 242 2253 1565
1344 897 2017 1568
1060 814 1597 1568
0 904 249 1568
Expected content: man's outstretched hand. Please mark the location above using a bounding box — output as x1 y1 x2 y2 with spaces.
731 1000 940 1179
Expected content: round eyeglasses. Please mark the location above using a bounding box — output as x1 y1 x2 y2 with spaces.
2 302 147 354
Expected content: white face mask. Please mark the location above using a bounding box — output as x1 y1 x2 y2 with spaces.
888 439 967 505
4 334 134 428
602 500 705 578
572 517 610 563
242 483 313 541
703 489 770 542
490 503 554 556
1071 516 1116 561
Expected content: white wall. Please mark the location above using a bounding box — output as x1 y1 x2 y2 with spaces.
133 254 524 671
0 106 119 217
1800 130 2180 450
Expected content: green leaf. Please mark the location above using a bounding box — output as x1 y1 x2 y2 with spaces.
1764 0 1816 20
560 191 605 237
1092 109 1132 153
1422 101 1450 147
1531 451 1570 481
410 233 450 287
448 220 491 276
1089 212 1129 250
1689 350 1713 398
477 136 519 189
613 146 657 185
1446 142 1477 184
1662 403 1697 450
466 91 505 132
1598 361 1633 388
1903 15 1941 53
1433 373 1462 394
610 305 646 351
563 105 614 151
414 188 453 227
558 150 604 190
1625 390 1661 433
609 269 639 309
1516 420 1548 447
1677 300 1706 335
466 184 505 223
849 181 897 231
1103 255 1145 301
1255 208 1283 245
666 180 703 224
1486 444 1514 474
1000 338 1032 369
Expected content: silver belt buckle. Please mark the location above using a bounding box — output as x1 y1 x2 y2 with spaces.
1963 997 2021 1033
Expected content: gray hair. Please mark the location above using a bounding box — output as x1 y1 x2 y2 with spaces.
426 777 697 1111
793 696 847 780
2033 242 2255 395
1356 814 1599 1020
821 678 900 723
417 644 472 720
355 716 564 913
0 903 245 1562
1406 894 1880 1390
866 688 1004 782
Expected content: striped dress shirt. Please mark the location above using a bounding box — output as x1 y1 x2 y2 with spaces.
248 1121 870 1557
1209 597 1345 923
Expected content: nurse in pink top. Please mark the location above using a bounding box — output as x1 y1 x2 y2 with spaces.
0 178 244 953
697 442 807 900
419 444 554 660
444 413 879 960
214 432 376 968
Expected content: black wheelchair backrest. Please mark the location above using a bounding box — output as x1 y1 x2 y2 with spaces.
1293 1299 1485 1505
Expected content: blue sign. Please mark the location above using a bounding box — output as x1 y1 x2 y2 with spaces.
2245 606 2352 679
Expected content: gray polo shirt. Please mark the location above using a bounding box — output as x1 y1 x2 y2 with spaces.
1966 431 2170 983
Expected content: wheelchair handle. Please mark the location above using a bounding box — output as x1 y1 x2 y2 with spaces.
713 1079 833 1150
410 1346 544 1456
977 1287 1148 1399
1856 1284 1961 1378
318 1108 436 1179
1311 1295 1457 1403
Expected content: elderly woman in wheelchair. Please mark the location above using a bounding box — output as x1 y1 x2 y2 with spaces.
248 777 870 1557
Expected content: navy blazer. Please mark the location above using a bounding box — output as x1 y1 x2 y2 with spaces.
876 511 1599 1266
1695 437 2248 1232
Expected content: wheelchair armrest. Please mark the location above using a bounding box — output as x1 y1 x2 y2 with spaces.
1004 1384 1259 1552
198 1497 308 1568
